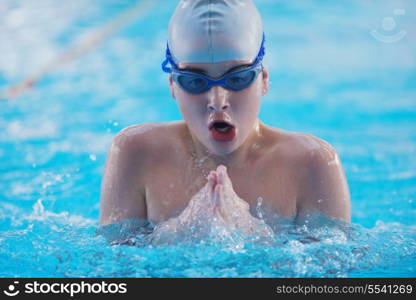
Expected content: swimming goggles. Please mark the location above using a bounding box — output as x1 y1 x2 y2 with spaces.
162 33 266 94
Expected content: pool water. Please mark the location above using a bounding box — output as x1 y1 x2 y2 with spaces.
1 0 415 277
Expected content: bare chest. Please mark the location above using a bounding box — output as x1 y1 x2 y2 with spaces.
143 154 298 223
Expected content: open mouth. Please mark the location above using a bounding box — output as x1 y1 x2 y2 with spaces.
209 121 236 142
210 121 234 132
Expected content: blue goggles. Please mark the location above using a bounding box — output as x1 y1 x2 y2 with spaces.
162 33 266 94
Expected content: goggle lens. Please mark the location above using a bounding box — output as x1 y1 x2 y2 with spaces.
177 75 208 93
173 65 262 94
225 70 256 90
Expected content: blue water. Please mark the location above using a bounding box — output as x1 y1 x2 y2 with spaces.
1 0 415 277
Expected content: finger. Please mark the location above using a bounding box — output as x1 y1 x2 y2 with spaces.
208 170 216 178
207 170 212 179
217 165 226 185
212 171 218 184
207 171 214 183
216 183 223 200
214 184 228 217
208 170 218 184
208 174 214 193
212 183 221 211
217 164 227 173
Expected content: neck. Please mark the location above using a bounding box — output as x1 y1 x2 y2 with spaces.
186 119 265 170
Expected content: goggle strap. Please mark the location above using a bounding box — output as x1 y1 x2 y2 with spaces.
161 43 179 73
253 33 266 65
161 59 171 73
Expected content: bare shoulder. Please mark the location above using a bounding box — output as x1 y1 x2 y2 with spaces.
268 127 350 222
114 122 171 149
99 121 183 225
267 126 338 165
112 121 184 158
109 120 189 177
290 131 338 163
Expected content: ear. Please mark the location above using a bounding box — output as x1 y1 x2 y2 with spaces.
261 68 269 95
168 75 176 99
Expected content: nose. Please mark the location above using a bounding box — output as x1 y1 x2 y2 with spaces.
206 86 230 112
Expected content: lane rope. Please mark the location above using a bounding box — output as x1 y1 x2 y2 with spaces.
1 0 154 100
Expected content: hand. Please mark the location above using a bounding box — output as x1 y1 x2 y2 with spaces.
207 165 250 221
207 165 275 241
150 164 274 245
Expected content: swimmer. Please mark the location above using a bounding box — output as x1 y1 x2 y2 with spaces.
99 0 351 232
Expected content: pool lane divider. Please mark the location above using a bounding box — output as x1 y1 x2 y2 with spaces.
1 0 155 101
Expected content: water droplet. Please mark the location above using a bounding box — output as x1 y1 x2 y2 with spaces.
89 154 97 161
252 143 260 150
256 197 264 219
196 156 208 164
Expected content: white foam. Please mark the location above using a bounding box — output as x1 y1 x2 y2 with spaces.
150 178 275 246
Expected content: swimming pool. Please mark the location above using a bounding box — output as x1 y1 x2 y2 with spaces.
1 0 415 277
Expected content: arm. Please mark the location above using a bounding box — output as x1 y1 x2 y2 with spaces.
296 139 351 223
99 127 148 226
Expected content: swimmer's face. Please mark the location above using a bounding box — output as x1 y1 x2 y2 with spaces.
169 60 269 155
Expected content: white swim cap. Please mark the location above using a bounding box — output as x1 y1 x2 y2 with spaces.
167 0 263 64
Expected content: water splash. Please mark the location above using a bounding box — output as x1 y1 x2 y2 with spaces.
256 196 264 219
1 200 415 277
147 183 274 247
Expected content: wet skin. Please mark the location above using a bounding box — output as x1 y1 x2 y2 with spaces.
99 61 351 228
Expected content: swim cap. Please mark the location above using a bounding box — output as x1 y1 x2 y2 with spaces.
167 0 263 64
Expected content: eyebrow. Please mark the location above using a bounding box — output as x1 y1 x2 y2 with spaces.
180 64 252 77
